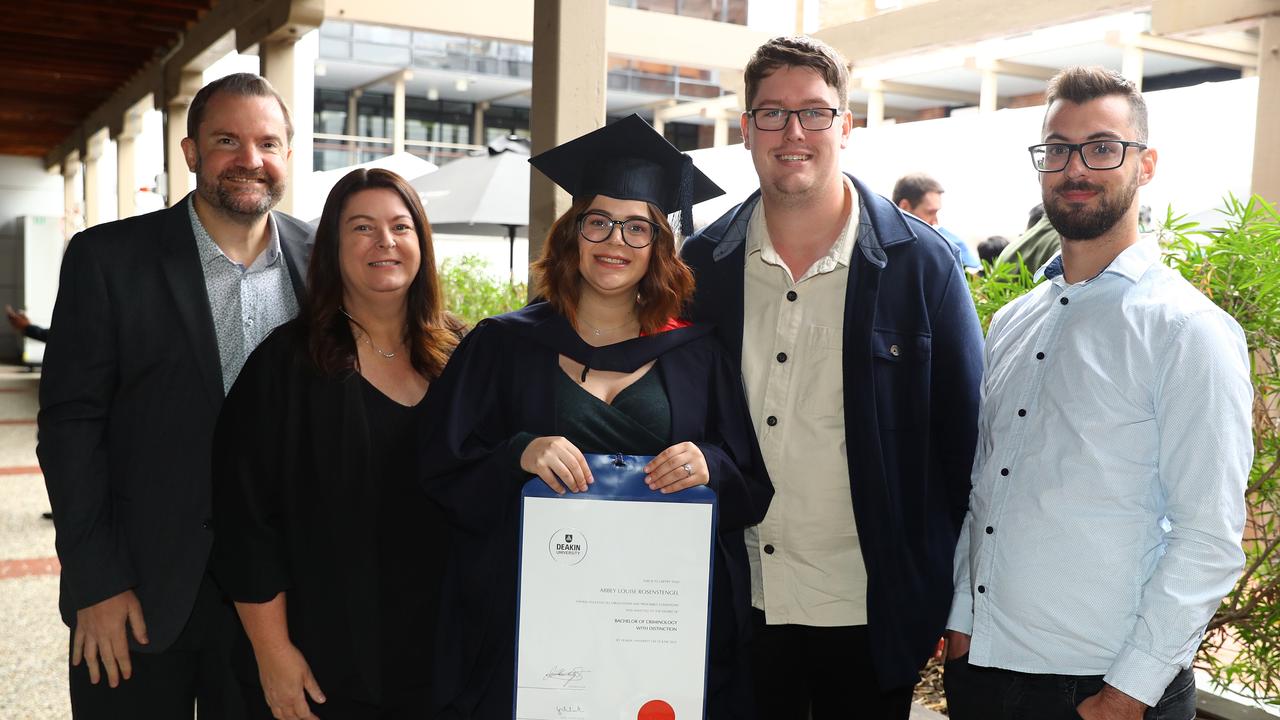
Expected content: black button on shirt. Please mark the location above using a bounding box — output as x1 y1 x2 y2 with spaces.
1060 297 1069 305
985 526 994 534
776 352 788 363
1000 468 1009 476
786 290 798 301
763 544 775 555
1036 352 1045 360
766 416 778 427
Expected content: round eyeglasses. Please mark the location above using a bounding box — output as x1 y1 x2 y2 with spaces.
746 107 841 132
1028 140 1147 173
577 210 656 249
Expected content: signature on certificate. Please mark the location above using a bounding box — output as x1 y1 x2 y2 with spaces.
544 665 590 687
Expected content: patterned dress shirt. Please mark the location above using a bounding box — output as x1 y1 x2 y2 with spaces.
188 197 299 393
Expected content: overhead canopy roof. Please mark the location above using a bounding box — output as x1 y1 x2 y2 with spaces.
0 0 216 157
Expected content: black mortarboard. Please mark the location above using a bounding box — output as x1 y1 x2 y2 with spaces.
528 113 724 236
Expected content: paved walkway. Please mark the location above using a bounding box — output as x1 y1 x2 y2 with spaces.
0 366 68 719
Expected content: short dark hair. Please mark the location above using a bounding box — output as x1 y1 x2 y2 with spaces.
532 196 694 335
1044 66 1148 142
977 236 1010 265
744 35 849 110
892 173 944 207
1027 203 1045 230
186 73 294 144
306 168 463 379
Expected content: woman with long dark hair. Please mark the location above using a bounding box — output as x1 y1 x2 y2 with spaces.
423 115 773 719
211 168 463 720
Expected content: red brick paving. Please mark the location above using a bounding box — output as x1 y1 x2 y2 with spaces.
0 465 41 475
0 556 60 579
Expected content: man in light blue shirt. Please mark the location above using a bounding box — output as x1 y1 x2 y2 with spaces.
892 172 980 270
943 66 1253 720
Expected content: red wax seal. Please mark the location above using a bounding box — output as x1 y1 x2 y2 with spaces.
637 699 675 720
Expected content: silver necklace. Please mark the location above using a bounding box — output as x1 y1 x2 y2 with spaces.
579 315 637 337
339 307 399 360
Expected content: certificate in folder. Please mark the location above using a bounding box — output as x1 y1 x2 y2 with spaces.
515 453 717 720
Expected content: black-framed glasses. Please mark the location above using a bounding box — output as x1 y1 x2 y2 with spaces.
746 107 841 131
1028 140 1147 172
577 210 656 249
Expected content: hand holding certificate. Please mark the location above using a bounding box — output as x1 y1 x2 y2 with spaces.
515 453 717 720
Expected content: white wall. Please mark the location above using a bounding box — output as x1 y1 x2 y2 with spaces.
0 155 64 237
690 77 1259 248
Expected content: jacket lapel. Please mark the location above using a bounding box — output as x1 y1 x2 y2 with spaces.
274 212 313 301
158 195 224 410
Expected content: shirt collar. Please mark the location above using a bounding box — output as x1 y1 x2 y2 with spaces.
746 177 860 271
188 194 282 269
1043 234 1159 286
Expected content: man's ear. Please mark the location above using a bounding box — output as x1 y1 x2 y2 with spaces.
739 111 751 150
896 198 912 213
1137 146 1157 187
180 137 198 173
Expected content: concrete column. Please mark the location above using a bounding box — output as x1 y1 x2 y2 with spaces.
393 73 407 155
1253 16 1280 205
473 101 490 146
115 107 145 219
166 70 202 207
866 87 885 129
260 28 318 215
653 117 666 136
979 68 999 113
1121 45 1144 90
713 112 729 147
529 0 607 264
346 89 362 165
62 152 82 241
83 130 107 228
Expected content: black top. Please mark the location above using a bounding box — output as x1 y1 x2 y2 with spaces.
361 379 443 703
554 367 671 455
212 321 460 711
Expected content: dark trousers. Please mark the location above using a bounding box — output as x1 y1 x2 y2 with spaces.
243 689 431 720
944 656 1197 720
750 609 916 720
69 572 245 720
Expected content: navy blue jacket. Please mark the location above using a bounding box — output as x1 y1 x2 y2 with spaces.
681 174 984 689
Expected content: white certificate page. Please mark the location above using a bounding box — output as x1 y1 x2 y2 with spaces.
515 495 714 720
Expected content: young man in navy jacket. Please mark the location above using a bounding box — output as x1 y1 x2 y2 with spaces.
681 35 984 719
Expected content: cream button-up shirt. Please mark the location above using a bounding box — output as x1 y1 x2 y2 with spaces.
742 179 868 626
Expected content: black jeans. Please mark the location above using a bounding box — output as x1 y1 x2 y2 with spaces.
944 655 1197 720
749 609 916 720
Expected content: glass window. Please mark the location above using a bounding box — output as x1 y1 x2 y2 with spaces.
319 20 351 38
352 24 411 45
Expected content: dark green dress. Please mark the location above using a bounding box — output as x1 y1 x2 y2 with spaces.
553 367 671 454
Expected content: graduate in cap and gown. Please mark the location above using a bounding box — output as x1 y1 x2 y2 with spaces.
421 114 774 719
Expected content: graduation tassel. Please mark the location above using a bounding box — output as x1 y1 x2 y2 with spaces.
678 155 695 238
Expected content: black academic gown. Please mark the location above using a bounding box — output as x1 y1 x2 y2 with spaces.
210 320 451 713
420 302 774 720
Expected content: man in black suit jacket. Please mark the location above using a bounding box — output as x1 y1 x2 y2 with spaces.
38 73 313 719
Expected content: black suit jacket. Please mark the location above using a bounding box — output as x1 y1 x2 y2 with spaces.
681 175 984 690
37 194 313 652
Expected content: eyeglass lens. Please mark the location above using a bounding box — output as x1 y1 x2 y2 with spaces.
580 211 655 248
1031 141 1136 171
751 108 838 131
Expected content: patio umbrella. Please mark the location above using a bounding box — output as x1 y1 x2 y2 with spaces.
302 151 439 223
412 135 530 273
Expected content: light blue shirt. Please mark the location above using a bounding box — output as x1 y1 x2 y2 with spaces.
188 197 299 393
947 238 1252 706
937 225 980 269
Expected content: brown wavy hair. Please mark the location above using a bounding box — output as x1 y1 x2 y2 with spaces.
532 196 694 335
306 168 464 379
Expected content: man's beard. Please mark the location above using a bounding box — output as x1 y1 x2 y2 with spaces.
193 156 285 222
1043 172 1138 241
